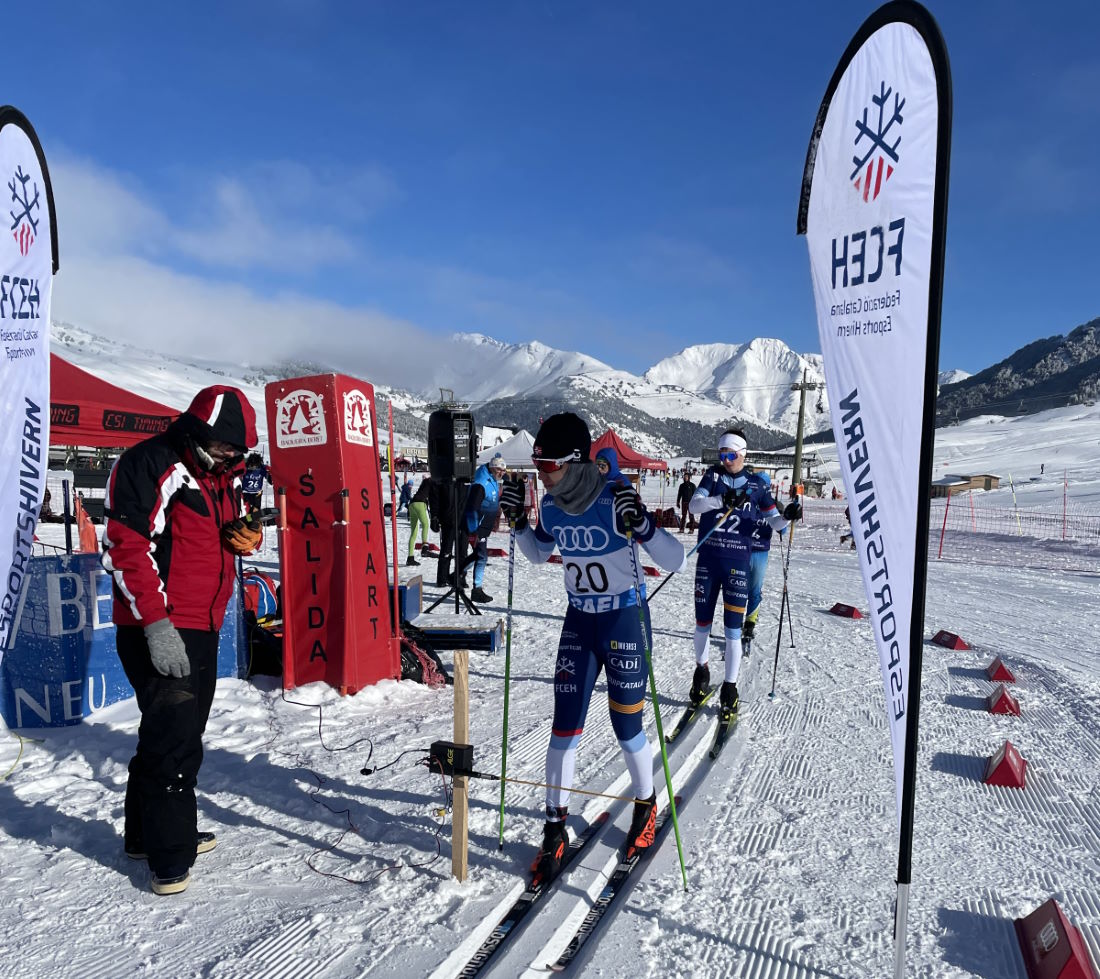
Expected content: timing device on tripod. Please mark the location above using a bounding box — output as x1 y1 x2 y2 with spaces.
425 406 481 616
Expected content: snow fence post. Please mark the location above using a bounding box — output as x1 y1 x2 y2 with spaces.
452 649 470 882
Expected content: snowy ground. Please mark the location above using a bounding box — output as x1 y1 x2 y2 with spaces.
4 505 1099 978
9 344 1100 977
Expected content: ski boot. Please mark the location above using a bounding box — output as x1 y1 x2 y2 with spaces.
719 681 740 723
624 792 657 860
405 555 420 567
530 820 569 887
470 586 493 603
741 619 755 657
689 663 710 707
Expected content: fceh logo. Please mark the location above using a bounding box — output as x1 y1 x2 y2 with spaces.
9 164 40 256
851 81 904 203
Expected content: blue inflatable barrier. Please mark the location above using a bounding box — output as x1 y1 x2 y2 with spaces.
1 553 245 729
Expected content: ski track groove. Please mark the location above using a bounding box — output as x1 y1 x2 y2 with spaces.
212 915 346 979
513 693 739 976
541 652 844 979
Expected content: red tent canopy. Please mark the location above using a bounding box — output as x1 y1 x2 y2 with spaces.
590 428 668 471
49 354 180 448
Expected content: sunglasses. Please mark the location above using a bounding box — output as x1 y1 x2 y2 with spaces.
532 452 577 474
718 450 742 462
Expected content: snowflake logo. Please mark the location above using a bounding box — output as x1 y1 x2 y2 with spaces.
9 166 40 256
555 656 576 679
851 81 904 203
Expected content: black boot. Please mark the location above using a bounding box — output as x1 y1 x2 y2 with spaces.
470 586 493 604
406 555 419 567
624 792 657 859
690 663 710 706
435 557 450 588
720 681 740 720
530 820 569 886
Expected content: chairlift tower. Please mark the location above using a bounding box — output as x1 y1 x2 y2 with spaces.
790 368 821 498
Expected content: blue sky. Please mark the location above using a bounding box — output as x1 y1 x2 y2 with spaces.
11 1 1100 384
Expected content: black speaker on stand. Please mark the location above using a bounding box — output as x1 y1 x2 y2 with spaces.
426 408 480 616
428 410 476 481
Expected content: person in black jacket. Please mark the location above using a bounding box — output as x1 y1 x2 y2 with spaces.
676 471 697 533
102 385 258 896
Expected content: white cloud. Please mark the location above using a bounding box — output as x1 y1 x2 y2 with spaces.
170 175 362 270
52 252 434 389
48 158 170 257
47 157 437 389
43 155 651 390
50 155 386 273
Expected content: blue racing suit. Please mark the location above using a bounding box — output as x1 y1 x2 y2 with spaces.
461 464 502 587
516 482 684 818
688 466 788 681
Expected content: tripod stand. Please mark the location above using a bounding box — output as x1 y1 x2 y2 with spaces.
426 478 480 616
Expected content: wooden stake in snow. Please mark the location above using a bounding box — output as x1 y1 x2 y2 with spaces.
452 650 469 882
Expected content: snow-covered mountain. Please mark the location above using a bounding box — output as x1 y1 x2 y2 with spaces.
645 338 828 434
428 334 615 402
49 321 429 449
47 322 828 459
438 334 829 440
936 317 1100 421
938 368 971 386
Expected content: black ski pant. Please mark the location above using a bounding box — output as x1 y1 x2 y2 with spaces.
437 519 457 585
678 502 696 533
116 624 219 878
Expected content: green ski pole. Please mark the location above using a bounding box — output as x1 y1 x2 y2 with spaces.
498 520 517 849
626 525 689 891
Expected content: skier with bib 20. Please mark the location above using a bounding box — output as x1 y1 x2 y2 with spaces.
498 413 685 885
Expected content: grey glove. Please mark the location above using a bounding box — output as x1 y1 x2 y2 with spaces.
144 618 191 678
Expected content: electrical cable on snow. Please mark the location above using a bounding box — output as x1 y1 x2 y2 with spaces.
1 732 43 782
303 756 449 885
258 688 448 884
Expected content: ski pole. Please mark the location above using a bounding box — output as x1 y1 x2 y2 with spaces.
769 506 798 699
777 527 795 648
498 520 517 850
625 525 689 892
647 504 737 603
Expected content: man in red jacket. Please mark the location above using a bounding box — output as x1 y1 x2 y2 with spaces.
102 385 260 895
